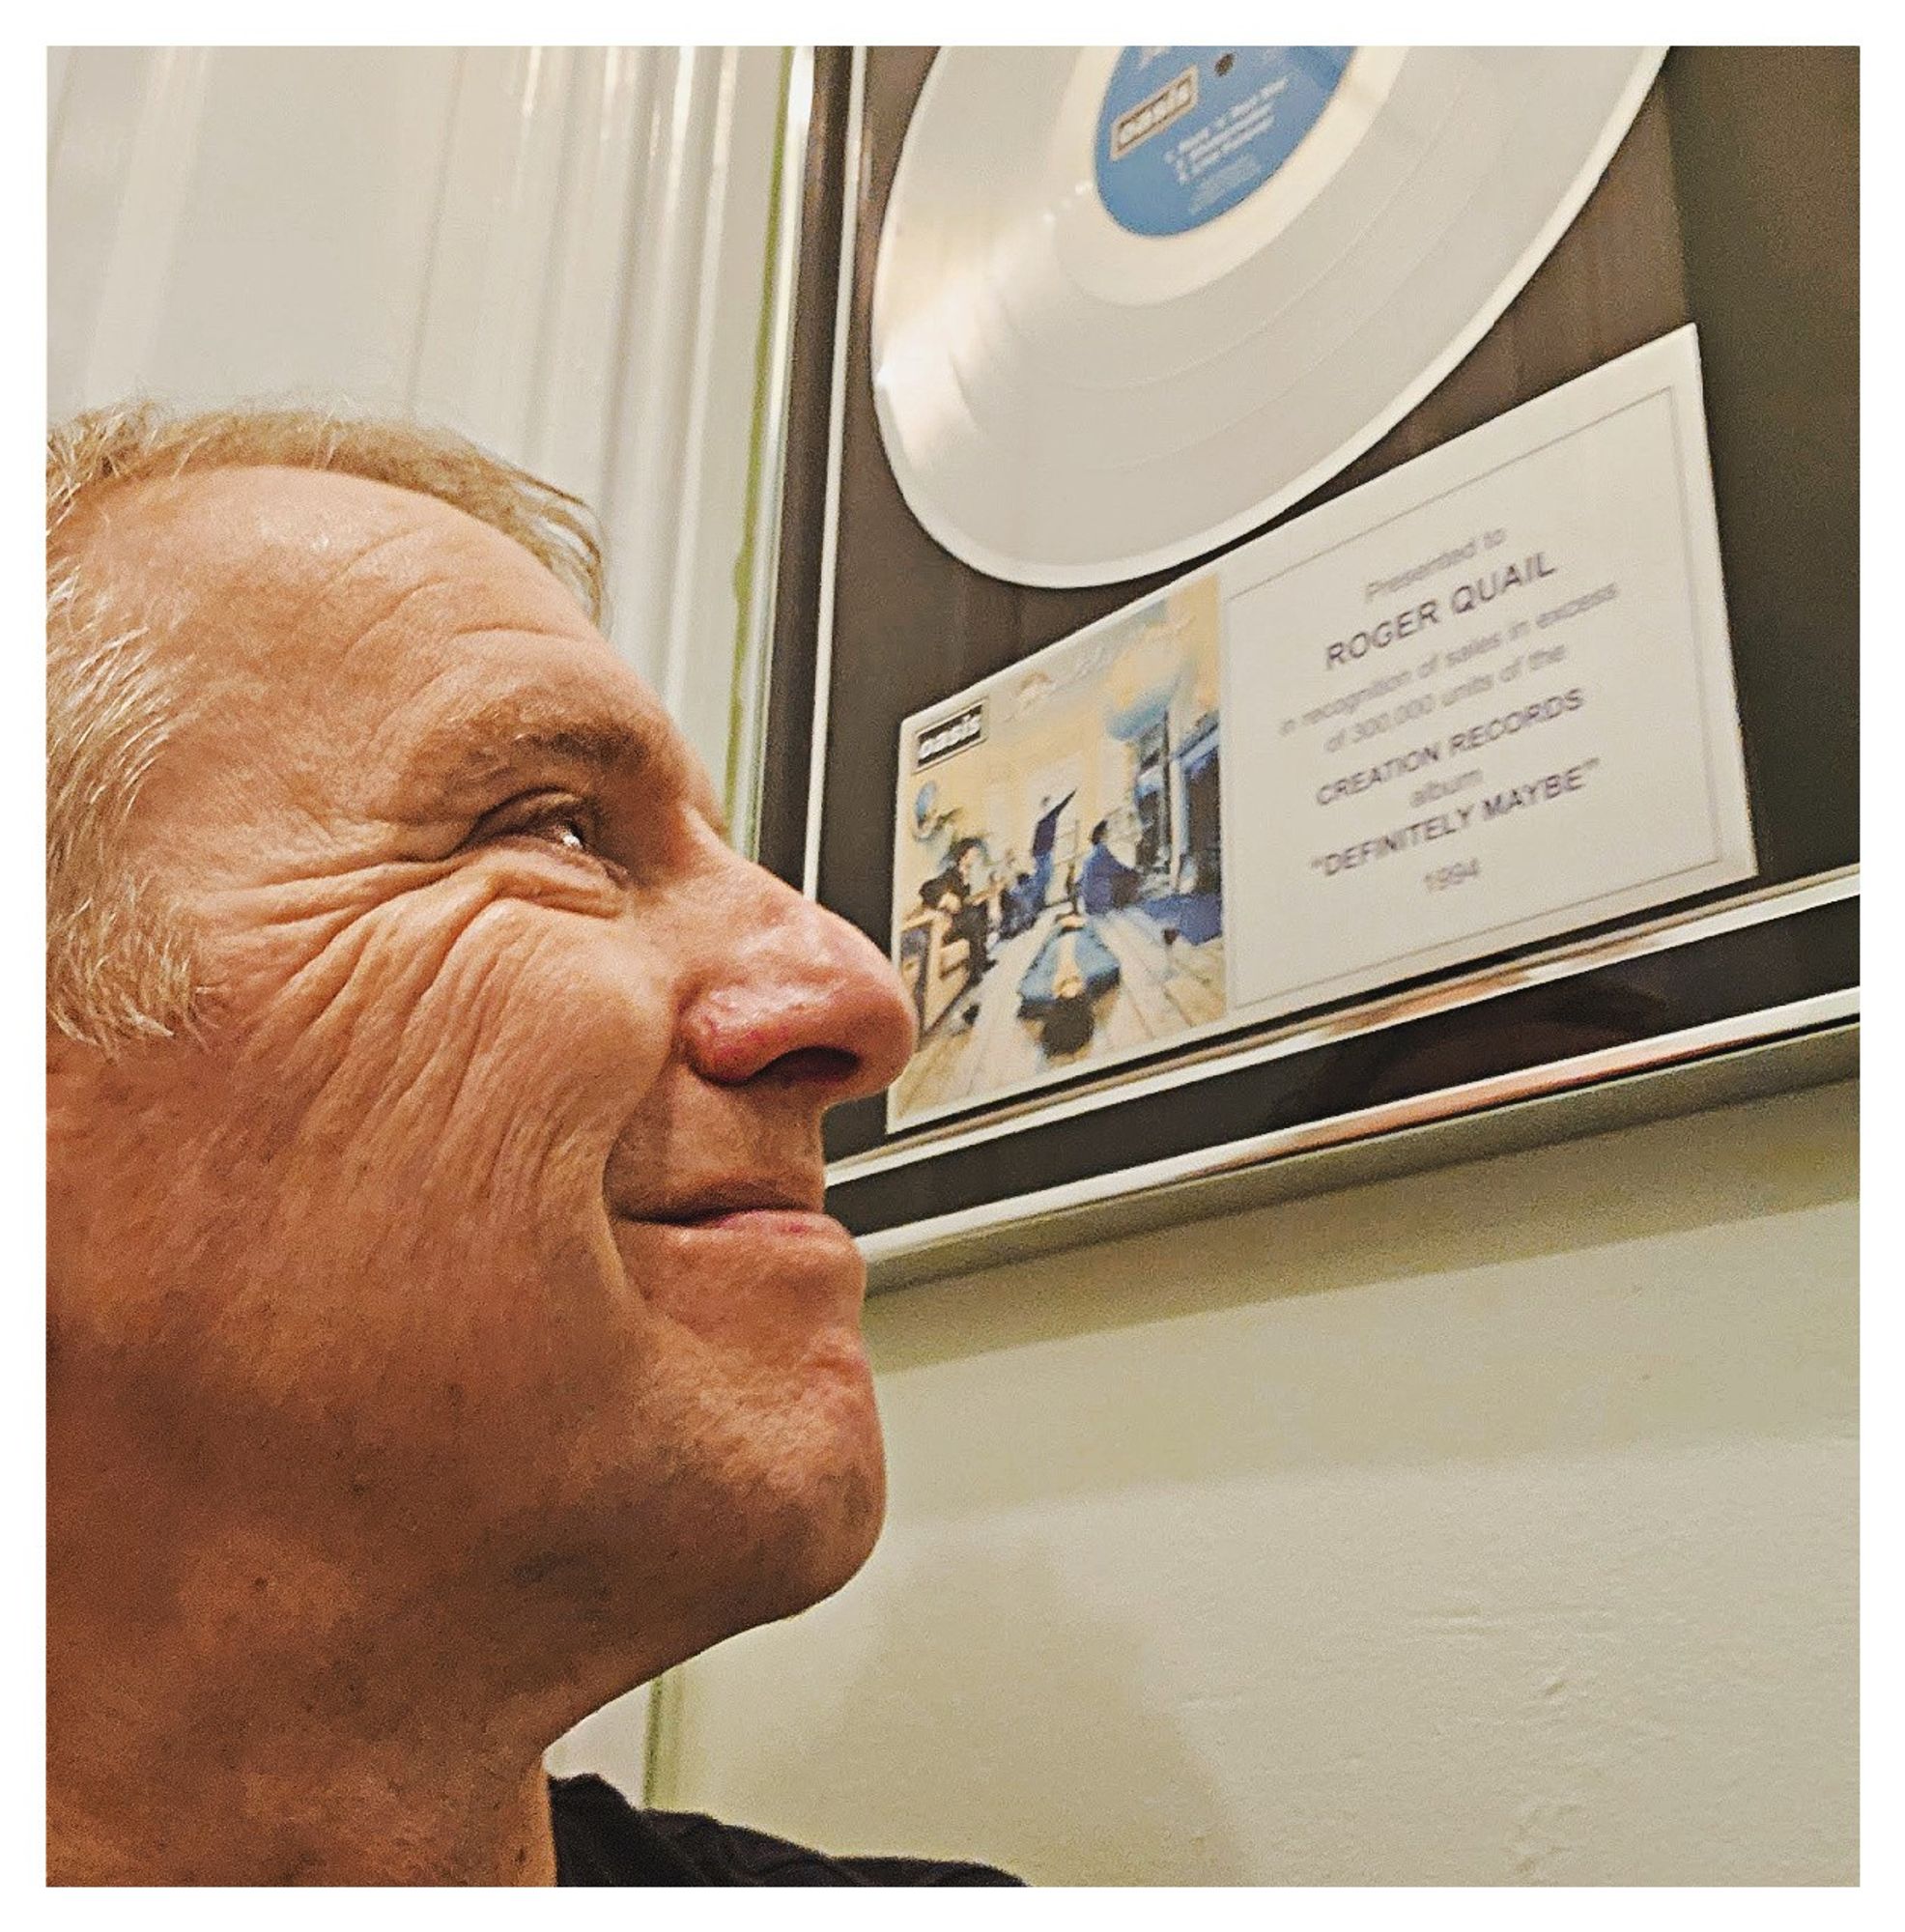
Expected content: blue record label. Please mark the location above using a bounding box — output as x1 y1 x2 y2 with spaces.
1095 46 1353 237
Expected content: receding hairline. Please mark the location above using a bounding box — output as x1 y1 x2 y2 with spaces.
67 460 584 585
80 456 554 516
68 463 611 696
47 401 608 629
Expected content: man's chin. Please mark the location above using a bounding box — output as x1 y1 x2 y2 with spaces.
587 1208 889 1624
660 1387 886 1658
753 1437 888 1625
745 1330 888 1598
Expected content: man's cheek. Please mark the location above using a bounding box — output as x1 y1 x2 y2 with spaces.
224 873 654 1137
174 903 673 1380
352 911 669 1200
439 899 677 1117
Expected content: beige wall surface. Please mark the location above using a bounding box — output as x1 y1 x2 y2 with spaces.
47 45 787 807
660 1077 1858 1885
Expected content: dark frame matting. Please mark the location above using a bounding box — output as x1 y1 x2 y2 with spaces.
759 47 1859 1276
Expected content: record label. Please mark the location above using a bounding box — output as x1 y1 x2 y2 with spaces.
1095 45 1353 237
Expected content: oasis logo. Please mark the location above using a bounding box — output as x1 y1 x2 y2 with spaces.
914 701 985 770
1110 66 1197 159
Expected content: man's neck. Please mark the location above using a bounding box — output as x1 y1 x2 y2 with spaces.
49 1737 558 1886
48 1511 582 1885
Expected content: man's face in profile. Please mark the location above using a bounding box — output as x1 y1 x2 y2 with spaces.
48 465 917 1696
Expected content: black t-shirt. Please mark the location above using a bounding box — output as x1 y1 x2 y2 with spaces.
549 1775 1024 1887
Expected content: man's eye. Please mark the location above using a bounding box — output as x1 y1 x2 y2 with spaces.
527 811 592 854
478 796 603 857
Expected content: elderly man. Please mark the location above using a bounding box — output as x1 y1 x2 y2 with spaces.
46 405 1013 1886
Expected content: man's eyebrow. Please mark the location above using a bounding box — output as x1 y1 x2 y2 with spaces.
397 697 732 840
403 702 651 788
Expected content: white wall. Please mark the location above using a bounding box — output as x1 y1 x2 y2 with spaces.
47 44 789 799
48 43 794 1798
659 1076 1858 1885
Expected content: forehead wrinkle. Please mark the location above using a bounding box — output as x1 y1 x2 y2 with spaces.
273 524 457 658
309 571 470 685
80 473 404 639
95 471 583 690
284 544 588 694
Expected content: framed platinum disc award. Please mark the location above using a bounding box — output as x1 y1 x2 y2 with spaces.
754 47 1858 1290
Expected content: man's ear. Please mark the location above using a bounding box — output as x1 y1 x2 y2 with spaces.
46 1029 150 1187
47 1029 92 1145
46 1029 169 1314
46 1028 116 1147
47 1030 104 1316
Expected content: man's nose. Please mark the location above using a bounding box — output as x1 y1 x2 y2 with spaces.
679 857 919 1104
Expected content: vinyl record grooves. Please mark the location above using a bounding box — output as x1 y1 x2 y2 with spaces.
871 46 1664 589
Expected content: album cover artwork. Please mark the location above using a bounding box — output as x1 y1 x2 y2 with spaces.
889 574 1227 1126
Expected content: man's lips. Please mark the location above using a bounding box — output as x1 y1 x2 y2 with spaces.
611 1175 841 1236
608 1174 867 1328
654 1207 844 1239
